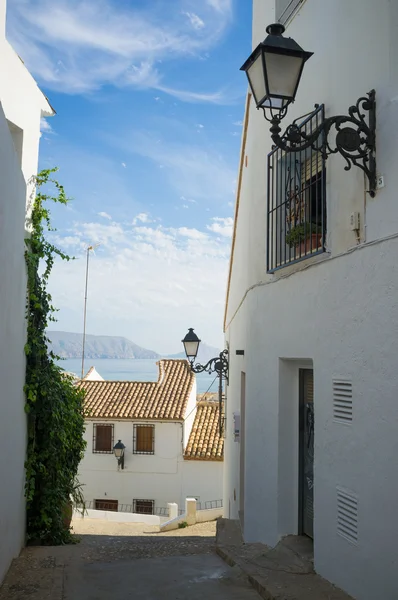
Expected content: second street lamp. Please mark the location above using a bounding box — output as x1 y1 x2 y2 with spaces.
182 328 228 436
113 440 126 470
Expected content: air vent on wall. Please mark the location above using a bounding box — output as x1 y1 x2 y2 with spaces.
337 487 358 544
333 380 353 423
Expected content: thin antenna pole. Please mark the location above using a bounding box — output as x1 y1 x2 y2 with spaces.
81 246 91 379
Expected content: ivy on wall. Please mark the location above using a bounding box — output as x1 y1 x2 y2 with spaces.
24 168 86 544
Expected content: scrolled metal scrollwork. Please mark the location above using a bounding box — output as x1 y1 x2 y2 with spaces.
189 349 229 383
268 90 376 197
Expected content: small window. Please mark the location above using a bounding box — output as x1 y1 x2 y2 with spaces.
276 0 304 25
133 499 154 514
133 424 155 455
95 499 118 512
93 423 114 453
267 105 326 273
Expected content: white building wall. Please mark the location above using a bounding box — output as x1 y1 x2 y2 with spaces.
0 0 53 582
80 421 183 508
180 461 223 506
224 1 398 599
79 416 223 511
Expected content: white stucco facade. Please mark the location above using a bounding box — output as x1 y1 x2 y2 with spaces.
224 1 398 599
79 382 223 513
0 0 54 583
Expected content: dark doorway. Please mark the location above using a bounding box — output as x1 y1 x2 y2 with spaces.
299 369 314 538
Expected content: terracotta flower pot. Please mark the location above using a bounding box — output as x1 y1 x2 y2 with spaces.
62 500 73 530
299 233 322 255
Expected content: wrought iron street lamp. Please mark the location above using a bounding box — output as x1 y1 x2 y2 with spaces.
182 329 228 436
113 439 125 470
240 23 377 197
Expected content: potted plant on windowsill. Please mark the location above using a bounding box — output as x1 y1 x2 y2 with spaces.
285 222 323 255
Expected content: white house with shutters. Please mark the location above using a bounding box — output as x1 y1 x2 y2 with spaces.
223 1 398 599
78 360 224 516
0 0 54 583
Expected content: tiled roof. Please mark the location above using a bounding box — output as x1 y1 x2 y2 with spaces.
81 360 195 421
184 398 224 461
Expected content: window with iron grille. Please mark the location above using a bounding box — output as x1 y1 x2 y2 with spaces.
133 424 155 454
276 0 304 25
94 499 118 512
133 499 154 515
267 105 326 273
92 423 114 453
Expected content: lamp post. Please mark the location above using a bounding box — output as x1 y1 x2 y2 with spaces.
240 24 376 196
182 328 228 436
113 440 126 470
81 243 100 379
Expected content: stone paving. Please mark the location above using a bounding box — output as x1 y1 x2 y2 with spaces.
0 518 260 600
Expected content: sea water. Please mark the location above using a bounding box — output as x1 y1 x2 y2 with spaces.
58 358 219 394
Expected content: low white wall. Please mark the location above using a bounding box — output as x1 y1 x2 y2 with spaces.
196 507 223 523
73 508 160 526
160 498 222 531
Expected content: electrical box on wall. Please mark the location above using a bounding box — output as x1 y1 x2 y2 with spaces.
233 412 241 442
350 211 360 231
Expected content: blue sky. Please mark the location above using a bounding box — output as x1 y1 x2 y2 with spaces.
7 0 252 354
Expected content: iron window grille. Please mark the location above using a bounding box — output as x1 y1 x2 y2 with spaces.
267 104 326 273
276 0 304 25
133 499 154 515
94 499 118 512
133 424 155 455
92 423 114 453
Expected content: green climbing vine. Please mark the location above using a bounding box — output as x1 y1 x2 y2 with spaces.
24 168 86 544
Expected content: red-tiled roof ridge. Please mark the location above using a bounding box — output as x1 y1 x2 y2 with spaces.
81 359 195 421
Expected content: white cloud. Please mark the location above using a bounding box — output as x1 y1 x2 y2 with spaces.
233 120 243 126
206 0 232 14
121 162 126 168
7 0 232 101
48 216 231 351
177 227 208 240
98 211 112 220
40 117 53 133
123 133 236 203
183 12 205 30
132 212 151 225
197 124 204 128
207 216 233 237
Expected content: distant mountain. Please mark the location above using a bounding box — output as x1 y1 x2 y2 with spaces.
47 331 160 360
166 342 221 364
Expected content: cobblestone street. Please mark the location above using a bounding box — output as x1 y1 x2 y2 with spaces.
0 519 260 599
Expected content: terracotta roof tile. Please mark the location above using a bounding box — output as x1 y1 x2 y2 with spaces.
81 360 195 421
184 398 224 461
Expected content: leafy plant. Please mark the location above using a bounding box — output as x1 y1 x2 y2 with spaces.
285 222 322 248
178 521 189 529
24 168 86 544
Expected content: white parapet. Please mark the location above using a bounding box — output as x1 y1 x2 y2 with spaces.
73 508 160 526
160 498 222 532
168 503 179 520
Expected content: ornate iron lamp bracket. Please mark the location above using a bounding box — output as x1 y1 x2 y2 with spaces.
189 349 229 438
189 349 229 384
266 89 376 197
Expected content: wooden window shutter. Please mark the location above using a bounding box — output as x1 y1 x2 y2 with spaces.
136 426 154 453
95 425 112 451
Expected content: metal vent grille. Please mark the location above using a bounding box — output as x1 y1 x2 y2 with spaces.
337 488 358 544
333 380 353 423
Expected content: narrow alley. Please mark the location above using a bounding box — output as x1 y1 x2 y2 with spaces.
0 519 260 600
